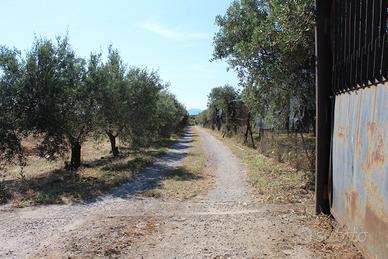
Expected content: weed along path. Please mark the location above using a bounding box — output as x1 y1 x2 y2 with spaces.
127 127 278 258
0 127 358 258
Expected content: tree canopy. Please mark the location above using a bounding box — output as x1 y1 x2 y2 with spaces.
0 46 25 167
213 0 315 130
0 35 188 169
21 36 99 168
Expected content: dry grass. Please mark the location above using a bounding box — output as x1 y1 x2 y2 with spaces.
59 216 158 258
306 214 364 258
268 205 363 258
205 128 362 257
253 130 315 173
0 137 173 207
143 128 212 200
205 128 313 203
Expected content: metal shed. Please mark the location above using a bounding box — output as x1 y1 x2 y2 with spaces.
316 0 388 258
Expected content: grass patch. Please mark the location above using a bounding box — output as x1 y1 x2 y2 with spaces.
143 127 212 200
205 128 313 203
1 140 169 207
253 130 315 172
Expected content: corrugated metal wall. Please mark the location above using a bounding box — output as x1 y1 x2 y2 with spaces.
332 82 388 258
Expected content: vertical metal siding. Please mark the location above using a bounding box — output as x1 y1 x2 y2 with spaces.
332 82 388 258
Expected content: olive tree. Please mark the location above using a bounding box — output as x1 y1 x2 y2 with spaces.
22 36 99 169
123 68 164 147
155 91 188 138
95 46 169 154
0 46 25 166
1 35 188 169
94 46 128 156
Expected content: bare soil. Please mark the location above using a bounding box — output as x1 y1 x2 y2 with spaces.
0 127 361 258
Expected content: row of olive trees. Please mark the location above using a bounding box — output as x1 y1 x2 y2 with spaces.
0 35 188 169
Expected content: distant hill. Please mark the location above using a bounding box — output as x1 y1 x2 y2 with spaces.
188 108 202 116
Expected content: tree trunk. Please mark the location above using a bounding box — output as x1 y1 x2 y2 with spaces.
248 123 255 149
70 142 81 169
244 112 256 148
107 133 119 157
244 124 249 143
249 126 255 149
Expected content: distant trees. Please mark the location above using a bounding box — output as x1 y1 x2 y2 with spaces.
0 35 188 169
207 85 240 131
197 85 254 145
156 91 188 138
196 110 208 127
212 0 315 131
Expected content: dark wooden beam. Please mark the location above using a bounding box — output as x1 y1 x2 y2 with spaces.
315 0 332 214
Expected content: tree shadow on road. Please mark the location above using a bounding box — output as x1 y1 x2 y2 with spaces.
2 132 194 207
166 167 203 181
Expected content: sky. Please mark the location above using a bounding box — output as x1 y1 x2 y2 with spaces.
0 0 239 110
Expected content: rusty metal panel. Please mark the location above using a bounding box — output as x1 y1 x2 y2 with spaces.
332 82 388 258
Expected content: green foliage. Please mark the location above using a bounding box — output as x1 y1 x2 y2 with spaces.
196 110 208 126
213 0 315 130
155 91 188 138
95 46 127 135
202 85 245 133
123 68 165 146
94 45 187 152
0 46 25 166
21 36 99 167
207 85 238 114
0 34 188 169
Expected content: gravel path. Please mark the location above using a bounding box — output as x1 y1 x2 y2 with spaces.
0 131 192 258
127 127 275 258
0 127 317 258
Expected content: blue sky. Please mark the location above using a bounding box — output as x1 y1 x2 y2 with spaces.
0 0 239 110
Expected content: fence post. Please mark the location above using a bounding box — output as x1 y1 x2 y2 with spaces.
315 0 332 214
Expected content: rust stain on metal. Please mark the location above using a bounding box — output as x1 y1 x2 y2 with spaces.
367 122 376 139
337 127 346 139
364 128 386 172
349 191 359 221
344 190 360 227
332 82 388 258
364 204 388 256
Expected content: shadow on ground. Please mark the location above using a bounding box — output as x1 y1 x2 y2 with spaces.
1 131 196 206
108 132 197 199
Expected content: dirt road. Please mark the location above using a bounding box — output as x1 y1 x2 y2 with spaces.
0 127 341 258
